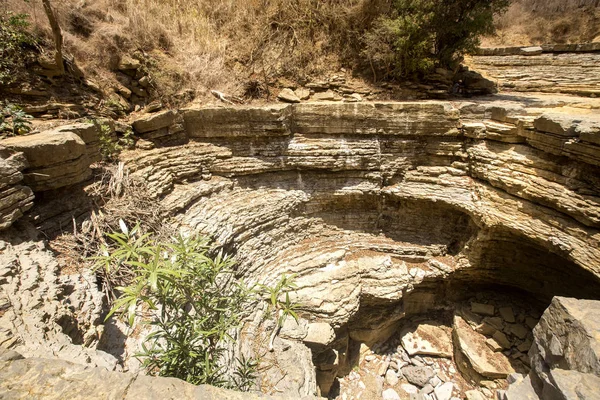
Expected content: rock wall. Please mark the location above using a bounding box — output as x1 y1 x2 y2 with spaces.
1 96 600 398
468 48 600 97
0 121 108 231
118 98 600 395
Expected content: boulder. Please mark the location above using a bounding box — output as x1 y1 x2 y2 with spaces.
471 302 495 316
531 296 600 375
2 131 91 192
433 382 454 400
132 110 178 134
499 307 516 323
294 88 311 100
303 322 335 350
277 88 301 103
505 297 600 400
312 90 336 101
400 322 453 357
400 366 434 387
382 388 401 400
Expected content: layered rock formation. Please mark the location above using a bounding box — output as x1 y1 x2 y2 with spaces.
0 228 117 370
468 47 600 97
0 147 33 230
0 121 106 196
1 94 600 398
118 98 600 395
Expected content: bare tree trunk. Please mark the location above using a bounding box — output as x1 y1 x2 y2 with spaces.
41 0 64 75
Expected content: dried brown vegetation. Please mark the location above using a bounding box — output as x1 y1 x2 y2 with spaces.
485 0 600 46
2 0 598 102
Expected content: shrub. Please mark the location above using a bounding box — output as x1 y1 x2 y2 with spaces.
361 0 510 79
95 223 258 389
96 120 133 162
0 10 35 85
0 103 33 137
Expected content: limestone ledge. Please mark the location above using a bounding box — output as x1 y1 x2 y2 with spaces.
467 52 600 97
0 122 106 194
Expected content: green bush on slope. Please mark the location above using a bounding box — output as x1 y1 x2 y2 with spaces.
361 0 510 80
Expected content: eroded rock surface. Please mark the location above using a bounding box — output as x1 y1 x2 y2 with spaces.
0 226 116 370
468 50 600 97
512 296 600 400
0 147 33 230
2 94 600 398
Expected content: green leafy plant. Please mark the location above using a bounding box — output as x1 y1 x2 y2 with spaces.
95 221 258 389
361 0 509 80
95 121 134 162
0 103 33 137
0 9 35 85
259 273 299 352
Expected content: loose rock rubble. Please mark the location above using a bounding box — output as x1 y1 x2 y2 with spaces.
335 294 542 400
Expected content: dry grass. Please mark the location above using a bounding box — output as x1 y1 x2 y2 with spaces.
484 0 600 46
48 161 171 282
3 0 598 101
3 0 389 103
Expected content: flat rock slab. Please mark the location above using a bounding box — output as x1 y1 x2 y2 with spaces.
453 314 514 378
471 302 495 316
400 322 453 357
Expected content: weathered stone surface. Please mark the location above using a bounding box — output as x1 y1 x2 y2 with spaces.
504 374 539 400
531 297 600 375
53 122 104 163
499 307 515 323
0 232 116 369
1 131 91 191
382 388 401 400
453 315 514 378
278 88 301 103
543 368 600 400
0 147 34 230
400 366 434 387
295 88 311 100
400 323 453 357
303 323 335 349
312 90 336 101
468 52 600 97
133 110 178 133
0 357 291 400
183 105 291 138
471 303 495 316
13 98 600 398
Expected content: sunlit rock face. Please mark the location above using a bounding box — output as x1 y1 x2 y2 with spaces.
3 95 600 398
119 99 600 338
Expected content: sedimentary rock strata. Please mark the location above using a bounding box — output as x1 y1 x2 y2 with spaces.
468 49 600 97
1 94 600 398
0 146 33 230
